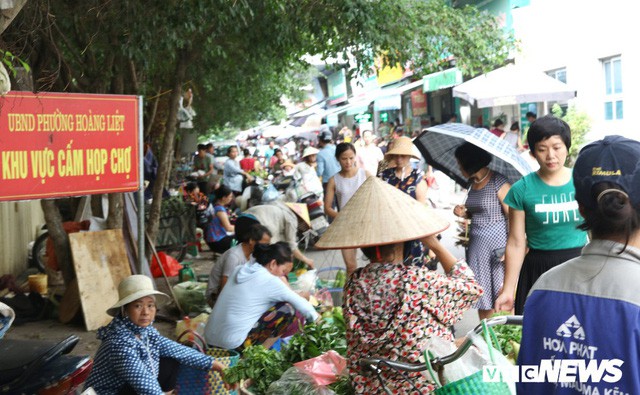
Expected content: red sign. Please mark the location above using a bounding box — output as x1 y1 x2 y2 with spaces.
411 90 428 116
0 91 140 201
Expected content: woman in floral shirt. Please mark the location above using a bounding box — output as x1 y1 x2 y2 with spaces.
315 177 482 394
345 238 482 394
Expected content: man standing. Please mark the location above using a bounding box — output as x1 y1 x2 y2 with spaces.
264 140 277 168
315 130 340 194
193 143 215 195
356 130 384 175
223 146 253 196
526 111 537 125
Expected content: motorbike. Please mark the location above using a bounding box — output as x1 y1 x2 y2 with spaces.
0 302 93 394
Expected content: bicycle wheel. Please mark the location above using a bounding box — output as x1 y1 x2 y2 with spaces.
30 231 49 273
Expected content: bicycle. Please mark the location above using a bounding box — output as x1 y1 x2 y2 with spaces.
147 198 199 263
358 315 523 395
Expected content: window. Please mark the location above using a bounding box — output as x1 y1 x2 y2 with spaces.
603 56 623 120
546 68 567 84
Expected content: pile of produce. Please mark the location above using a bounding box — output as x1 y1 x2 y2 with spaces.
490 313 522 364
224 307 352 395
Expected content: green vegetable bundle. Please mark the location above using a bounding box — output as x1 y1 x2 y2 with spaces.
490 313 522 364
282 315 347 364
223 346 288 395
224 307 352 395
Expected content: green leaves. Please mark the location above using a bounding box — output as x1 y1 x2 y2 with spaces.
224 307 348 394
0 50 30 78
2 0 514 133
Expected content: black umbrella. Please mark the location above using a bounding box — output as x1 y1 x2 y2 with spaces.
414 123 533 187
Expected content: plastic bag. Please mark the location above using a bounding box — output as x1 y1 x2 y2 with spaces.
314 288 334 312
175 312 209 339
262 184 280 203
423 335 486 384
172 282 211 314
467 329 516 395
291 269 318 293
293 350 347 386
0 302 15 339
266 367 335 395
424 327 515 395
150 252 182 278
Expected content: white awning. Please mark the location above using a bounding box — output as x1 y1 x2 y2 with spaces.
453 64 576 108
374 95 401 111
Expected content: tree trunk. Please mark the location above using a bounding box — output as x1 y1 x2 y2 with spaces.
91 194 104 218
146 52 190 246
106 194 124 229
106 58 125 230
145 87 162 139
41 200 74 285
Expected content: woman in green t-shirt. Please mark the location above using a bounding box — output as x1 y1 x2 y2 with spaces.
495 115 588 315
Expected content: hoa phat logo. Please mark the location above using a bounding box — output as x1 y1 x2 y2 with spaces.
484 314 624 384
556 315 586 341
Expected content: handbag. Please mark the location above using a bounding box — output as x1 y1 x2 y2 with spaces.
175 329 240 395
425 321 513 395
492 247 506 263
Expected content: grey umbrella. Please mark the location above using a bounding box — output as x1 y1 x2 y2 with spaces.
414 123 533 187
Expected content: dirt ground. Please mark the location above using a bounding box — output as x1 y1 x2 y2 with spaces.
3 250 217 358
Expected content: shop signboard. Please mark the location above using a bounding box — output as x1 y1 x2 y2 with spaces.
374 95 401 112
354 113 372 124
327 69 348 105
375 54 412 87
377 65 404 87
0 91 140 201
423 68 463 92
410 90 428 116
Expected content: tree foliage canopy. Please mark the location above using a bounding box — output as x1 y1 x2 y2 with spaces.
3 0 515 131
2 0 515 249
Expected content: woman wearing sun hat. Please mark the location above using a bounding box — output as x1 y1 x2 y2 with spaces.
518 135 640 394
85 275 225 395
380 136 434 267
315 177 483 394
295 146 323 197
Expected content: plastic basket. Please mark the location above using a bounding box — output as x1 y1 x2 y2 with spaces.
175 330 240 394
316 266 346 307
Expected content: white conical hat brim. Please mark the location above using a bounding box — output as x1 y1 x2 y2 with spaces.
315 176 449 249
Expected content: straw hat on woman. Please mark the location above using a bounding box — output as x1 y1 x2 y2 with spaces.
315 177 482 394
295 147 323 197
85 275 225 394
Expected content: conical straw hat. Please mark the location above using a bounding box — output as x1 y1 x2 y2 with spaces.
385 136 420 159
315 176 450 249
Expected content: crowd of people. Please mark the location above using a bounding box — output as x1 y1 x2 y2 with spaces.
89 113 640 394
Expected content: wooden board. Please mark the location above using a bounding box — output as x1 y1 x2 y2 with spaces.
69 229 132 331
